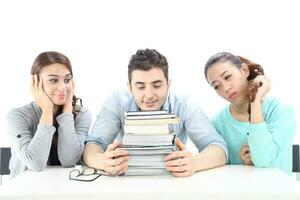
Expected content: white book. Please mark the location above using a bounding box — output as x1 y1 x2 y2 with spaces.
125 117 180 125
124 124 170 134
128 155 165 162
125 110 168 116
126 114 177 120
122 134 175 146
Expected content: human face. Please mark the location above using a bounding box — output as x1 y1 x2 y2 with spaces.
206 61 249 104
39 63 72 105
129 68 171 111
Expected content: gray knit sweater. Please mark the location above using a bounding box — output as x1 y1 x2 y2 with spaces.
6 102 92 178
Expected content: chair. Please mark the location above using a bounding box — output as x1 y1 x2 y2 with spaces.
292 144 300 181
0 147 11 185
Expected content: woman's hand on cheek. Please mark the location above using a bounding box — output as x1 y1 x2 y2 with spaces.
63 79 74 113
31 74 54 112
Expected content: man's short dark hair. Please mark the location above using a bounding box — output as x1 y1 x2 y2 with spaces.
128 49 168 83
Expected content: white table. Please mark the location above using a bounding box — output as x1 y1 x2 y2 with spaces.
0 165 299 200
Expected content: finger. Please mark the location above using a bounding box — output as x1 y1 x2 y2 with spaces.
107 141 122 151
175 138 186 151
33 74 38 90
172 171 192 177
165 157 188 167
108 162 127 175
117 165 128 175
72 78 75 90
166 165 186 173
164 151 185 161
38 77 44 92
107 149 128 159
108 156 129 166
245 154 252 160
31 75 35 92
240 144 250 154
245 158 252 165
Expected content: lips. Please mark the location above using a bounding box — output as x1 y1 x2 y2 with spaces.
55 94 66 99
143 100 158 107
229 92 237 100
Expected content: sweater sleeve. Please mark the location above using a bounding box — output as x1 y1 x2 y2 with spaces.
247 99 296 167
56 108 92 167
6 108 56 171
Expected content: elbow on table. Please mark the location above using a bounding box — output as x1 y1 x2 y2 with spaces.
251 155 273 168
28 161 47 171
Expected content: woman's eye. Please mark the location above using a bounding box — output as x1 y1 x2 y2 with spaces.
225 75 231 80
153 85 162 89
214 85 219 90
65 79 71 83
49 79 58 83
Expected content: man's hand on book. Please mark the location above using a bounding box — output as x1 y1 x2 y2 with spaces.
103 142 129 176
164 138 196 177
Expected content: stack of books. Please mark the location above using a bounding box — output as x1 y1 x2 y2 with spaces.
120 110 180 176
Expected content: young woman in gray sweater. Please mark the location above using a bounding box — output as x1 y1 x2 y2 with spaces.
6 51 92 177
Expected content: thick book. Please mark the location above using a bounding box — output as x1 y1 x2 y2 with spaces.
119 146 175 155
125 117 180 125
122 134 175 147
123 124 170 134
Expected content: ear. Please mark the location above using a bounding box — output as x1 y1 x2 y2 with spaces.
241 63 250 78
127 82 133 94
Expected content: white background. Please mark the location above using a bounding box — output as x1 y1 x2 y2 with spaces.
0 0 299 147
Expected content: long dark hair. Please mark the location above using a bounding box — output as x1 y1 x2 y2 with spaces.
31 51 83 118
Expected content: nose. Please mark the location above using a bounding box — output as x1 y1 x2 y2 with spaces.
144 87 154 99
223 82 231 94
56 81 67 92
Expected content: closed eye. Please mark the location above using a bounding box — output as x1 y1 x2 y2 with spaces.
136 86 145 90
153 84 162 89
224 75 231 80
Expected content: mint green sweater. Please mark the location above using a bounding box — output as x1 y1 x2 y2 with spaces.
212 97 296 174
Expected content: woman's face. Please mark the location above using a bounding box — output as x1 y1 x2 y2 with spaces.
39 63 72 105
206 61 249 104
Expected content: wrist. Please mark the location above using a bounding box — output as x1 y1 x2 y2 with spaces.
40 111 53 125
63 104 73 113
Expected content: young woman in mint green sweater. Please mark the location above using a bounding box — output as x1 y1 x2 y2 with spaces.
204 52 296 174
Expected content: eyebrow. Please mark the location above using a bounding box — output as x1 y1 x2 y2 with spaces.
211 70 228 86
134 80 163 85
47 73 72 78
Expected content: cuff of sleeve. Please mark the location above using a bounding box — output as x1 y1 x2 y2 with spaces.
246 122 268 138
56 113 74 123
85 138 108 151
37 123 56 135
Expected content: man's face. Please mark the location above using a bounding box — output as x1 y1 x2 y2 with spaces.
129 68 170 111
